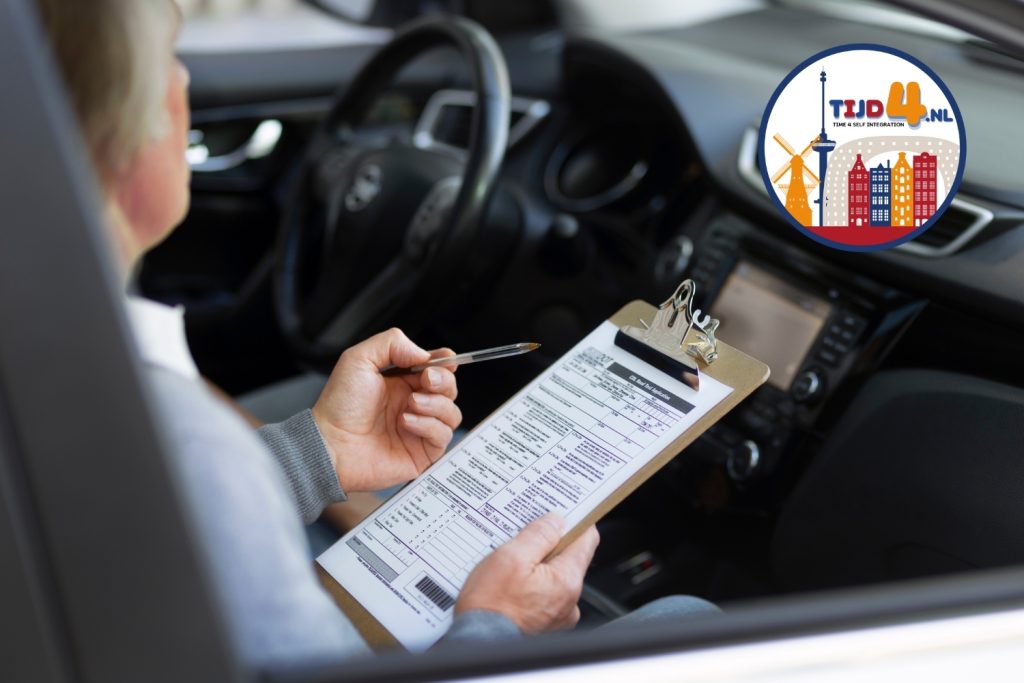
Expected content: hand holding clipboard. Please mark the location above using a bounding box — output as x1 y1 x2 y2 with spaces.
317 279 770 650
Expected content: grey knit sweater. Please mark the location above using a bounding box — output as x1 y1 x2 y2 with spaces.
146 365 518 671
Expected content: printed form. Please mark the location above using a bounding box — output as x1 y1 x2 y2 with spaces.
317 321 733 650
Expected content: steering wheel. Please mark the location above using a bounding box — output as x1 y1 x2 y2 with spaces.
274 17 510 365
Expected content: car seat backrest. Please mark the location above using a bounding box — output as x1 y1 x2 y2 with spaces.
0 2 240 680
773 369 1024 592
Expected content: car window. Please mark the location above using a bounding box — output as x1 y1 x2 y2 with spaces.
176 0 391 53
559 0 767 32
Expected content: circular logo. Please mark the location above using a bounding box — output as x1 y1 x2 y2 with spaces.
759 44 965 252
344 164 383 212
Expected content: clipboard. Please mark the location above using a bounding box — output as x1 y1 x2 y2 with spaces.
316 280 770 650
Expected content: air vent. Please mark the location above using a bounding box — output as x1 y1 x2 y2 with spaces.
736 127 993 257
910 210 974 247
896 199 994 257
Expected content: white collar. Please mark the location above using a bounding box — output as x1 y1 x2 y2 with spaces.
125 296 201 380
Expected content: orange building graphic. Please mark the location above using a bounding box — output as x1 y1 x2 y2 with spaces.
891 151 914 227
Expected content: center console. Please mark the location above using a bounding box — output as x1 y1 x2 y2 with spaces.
678 214 922 487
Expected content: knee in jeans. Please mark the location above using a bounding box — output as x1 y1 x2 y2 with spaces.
638 595 720 620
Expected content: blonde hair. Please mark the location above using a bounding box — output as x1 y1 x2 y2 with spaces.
34 0 178 184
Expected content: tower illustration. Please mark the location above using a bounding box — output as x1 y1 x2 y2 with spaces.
811 69 836 227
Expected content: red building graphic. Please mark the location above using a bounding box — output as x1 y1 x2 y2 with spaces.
847 154 869 227
913 151 937 226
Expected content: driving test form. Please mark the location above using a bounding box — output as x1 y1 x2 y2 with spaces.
317 320 734 650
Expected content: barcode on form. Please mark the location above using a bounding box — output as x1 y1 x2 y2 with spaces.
414 576 455 611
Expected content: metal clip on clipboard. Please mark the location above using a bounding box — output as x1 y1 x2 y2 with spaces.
614 279 720 391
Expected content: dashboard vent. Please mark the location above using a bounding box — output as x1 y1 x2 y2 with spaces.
737 127 993 258
909 209 974 248
897 199 994 257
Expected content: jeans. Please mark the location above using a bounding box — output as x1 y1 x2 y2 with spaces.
603 595 720 628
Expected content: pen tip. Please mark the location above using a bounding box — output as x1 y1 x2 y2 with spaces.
526 342 541 351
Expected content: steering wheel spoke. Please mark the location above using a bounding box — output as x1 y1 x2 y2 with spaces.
313 255 419 351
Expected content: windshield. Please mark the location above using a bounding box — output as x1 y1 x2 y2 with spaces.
561 0 985 45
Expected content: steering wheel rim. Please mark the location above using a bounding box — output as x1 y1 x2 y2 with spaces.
274 16 510 365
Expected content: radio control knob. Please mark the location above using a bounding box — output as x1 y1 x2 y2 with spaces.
792 368 824 403
727 440 761 481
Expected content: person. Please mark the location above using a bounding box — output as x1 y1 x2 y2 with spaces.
35 0 715 670
35 0 602 668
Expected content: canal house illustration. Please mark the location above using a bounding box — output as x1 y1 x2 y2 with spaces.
847 154 869 227
849 151 938 228
891 151 914 227
913 151 937 227
870 160 891 226
813 148 941 229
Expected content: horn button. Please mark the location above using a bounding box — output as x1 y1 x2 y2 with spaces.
326 146 463 283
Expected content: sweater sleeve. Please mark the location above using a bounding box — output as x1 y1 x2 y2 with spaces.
148 368 369 667
258 410 346 524
435 610 522 647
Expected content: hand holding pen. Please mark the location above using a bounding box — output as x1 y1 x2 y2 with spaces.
380 342 541 377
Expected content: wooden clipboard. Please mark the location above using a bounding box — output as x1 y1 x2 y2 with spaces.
317 296 770 650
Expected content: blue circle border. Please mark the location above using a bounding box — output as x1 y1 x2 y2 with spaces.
757 43 967 253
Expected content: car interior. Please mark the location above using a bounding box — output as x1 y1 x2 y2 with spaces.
154 0 1024 608
4 0 1024 680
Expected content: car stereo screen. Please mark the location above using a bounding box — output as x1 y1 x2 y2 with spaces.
711 262 832 390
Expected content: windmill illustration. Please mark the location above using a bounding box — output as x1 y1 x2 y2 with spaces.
771 133 818 227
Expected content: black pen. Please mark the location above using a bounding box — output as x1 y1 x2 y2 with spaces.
380 343 541 377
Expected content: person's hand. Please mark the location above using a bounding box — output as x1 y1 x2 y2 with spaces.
311 328 461 493
456 514 600 634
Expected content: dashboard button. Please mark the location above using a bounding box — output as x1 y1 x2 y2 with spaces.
727 440 761 481
817 348 840 366
840 313 865 329
792 368 825 403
